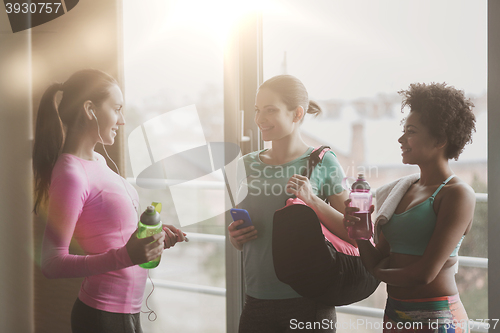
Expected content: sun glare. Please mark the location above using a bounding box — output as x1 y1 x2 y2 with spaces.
160 0 271 47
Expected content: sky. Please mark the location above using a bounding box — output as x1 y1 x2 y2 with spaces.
123 0 486 105
263 0 487 100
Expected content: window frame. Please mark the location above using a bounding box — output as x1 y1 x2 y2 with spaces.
223 13 264 333
487 0 500 325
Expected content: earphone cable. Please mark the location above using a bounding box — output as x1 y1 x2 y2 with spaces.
94 113 156 320
141 270 157 321
94 115 141 216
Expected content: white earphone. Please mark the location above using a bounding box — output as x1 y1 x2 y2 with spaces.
90 109 97 119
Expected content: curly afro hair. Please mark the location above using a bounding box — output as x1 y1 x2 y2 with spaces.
398 82 476 160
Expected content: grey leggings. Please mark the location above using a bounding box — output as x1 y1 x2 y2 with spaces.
71 298 143 333
238 295 336 333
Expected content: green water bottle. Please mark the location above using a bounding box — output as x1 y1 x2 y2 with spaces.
137 204 163 269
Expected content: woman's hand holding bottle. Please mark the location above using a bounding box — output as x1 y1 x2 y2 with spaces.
342 174 375 240
125 229 166 265
343 199 375 239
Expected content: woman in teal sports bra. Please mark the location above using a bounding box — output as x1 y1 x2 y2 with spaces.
344 82 476 332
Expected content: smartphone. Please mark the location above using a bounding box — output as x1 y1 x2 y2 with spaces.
230 208 253 230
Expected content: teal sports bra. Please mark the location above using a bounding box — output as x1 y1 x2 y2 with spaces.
381 175 464 257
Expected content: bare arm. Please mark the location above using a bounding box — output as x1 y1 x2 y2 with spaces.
287 174 356 246
356 234 391 273
311 192 357 246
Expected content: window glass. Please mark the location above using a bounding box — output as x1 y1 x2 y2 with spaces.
263 0 487 328
122 1 231 331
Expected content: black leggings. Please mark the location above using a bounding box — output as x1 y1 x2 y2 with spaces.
71 298 143 333
238 295 336 333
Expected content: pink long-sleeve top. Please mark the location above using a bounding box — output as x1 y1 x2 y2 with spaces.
41 153 147 313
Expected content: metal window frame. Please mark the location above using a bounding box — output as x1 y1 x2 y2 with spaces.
224 12 263 333
488 1 500 328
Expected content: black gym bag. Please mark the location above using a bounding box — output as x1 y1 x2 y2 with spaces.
272 146 380 306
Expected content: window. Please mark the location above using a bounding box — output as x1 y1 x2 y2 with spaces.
122 1 232 331
261 0 487 331
120 1 493 331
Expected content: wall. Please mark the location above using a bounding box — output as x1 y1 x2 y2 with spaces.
0 12 34 333
0 1 123 332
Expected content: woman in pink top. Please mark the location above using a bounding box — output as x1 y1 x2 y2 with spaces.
33 69 186 333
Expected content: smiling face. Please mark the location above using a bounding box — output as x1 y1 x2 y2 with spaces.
93 84 125 145
398 111 446 165
254 88 301 142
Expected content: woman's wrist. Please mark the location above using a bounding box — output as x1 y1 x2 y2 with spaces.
303 192 320 208
229 235 243 251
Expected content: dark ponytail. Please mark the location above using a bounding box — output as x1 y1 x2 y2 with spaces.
33 83 64 214
258 74 322 122
33 69 118 214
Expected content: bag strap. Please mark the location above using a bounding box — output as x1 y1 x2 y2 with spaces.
304 146 331 179
304 146 360 255
287 146 331 204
